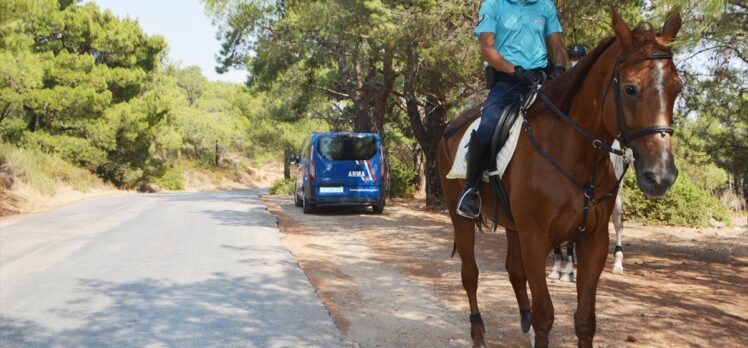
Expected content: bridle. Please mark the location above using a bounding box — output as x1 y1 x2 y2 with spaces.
521 50 676 237
605 51 675 148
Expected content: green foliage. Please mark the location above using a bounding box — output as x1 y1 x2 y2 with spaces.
622 171 732 227
152 166 184 191
388 154 418 198
269 177 295 195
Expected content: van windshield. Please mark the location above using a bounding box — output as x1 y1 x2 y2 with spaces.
317 135 377 160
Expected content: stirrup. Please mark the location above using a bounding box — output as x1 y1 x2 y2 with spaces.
456 188 482 219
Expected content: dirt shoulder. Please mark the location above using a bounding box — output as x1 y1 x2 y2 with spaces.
264 195 748 348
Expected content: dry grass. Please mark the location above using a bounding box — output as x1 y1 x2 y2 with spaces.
181 159 284 192
0 143 117 217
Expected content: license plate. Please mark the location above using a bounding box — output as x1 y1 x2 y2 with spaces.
319 186 344 194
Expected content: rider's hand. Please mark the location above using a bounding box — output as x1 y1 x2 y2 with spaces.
549 66 566 80
513 66 543 86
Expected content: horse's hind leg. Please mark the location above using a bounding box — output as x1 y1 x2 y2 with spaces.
452 216 487 348
506 230 533 341
560 242 576 282
612 192 624 274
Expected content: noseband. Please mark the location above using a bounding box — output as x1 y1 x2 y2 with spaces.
606 52 675 148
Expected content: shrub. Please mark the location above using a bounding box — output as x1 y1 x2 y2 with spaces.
269 177 295 195
388 155 418 198
152 167 185 191
622 170 732 227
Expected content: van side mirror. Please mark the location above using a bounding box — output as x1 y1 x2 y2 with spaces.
289 153 300 165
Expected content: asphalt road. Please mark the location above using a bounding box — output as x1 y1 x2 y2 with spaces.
0 190 344 348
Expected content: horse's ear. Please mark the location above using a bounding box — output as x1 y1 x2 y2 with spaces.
610 7 634 53
661 10 682 39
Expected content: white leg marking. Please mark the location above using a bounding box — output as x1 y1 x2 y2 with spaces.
561 256 575 282
548 255 561 279
612 186 625 274
526 326 536 347
613 251 624 274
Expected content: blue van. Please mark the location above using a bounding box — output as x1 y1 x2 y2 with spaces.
293 132 388 214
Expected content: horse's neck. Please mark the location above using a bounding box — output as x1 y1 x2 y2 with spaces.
567 48 619 143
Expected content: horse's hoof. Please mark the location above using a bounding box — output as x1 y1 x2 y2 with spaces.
612 264 624 274
520 309 532 333
561 272 575 282
547 270 561 279
470 328 488 348
526 326 536 347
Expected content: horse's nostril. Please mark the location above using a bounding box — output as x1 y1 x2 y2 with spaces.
642 171 658 186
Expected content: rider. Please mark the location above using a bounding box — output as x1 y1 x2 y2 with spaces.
567 44 587 67
457 0 568 218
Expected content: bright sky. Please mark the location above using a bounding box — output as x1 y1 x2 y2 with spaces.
85 0 247 84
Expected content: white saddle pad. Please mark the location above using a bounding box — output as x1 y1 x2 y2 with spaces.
447 116 524 181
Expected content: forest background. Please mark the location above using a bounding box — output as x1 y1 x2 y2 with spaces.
0 0 745 226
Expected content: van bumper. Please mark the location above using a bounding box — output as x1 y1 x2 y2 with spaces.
310 196 382 207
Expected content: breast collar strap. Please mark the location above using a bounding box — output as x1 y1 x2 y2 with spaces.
603 52 675 148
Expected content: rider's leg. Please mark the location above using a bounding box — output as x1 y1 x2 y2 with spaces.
457 80 523 218
456 132 488 219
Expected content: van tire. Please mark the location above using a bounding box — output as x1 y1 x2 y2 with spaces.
372 198 385 214
303 198 315 214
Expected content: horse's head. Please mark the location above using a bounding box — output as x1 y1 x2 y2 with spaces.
607 8 683 197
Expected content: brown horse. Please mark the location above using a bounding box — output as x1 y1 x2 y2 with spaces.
437 9 682 348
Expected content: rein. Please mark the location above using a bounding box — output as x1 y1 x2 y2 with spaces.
522 51 674 238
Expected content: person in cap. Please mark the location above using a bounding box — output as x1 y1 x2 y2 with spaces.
568 44 587 67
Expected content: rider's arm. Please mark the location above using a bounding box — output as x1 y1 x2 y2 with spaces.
546 32 567 68
480 33 516 74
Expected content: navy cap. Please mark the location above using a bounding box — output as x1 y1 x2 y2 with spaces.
567 44 587 58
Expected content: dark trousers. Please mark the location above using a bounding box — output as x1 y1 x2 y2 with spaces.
477 79 527 146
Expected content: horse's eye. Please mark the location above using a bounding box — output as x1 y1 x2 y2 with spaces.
624 85 637 96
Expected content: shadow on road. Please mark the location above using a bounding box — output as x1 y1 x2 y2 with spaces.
1 272 340 347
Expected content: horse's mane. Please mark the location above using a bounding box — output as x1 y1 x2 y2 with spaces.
541 36 616 113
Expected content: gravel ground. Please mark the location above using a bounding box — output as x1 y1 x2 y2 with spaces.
263 195 748 348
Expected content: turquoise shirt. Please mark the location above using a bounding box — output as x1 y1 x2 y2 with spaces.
475 0 562 69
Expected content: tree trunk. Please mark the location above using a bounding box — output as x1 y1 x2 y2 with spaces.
372 48 395 136
404 49 447 207
283 146 291 179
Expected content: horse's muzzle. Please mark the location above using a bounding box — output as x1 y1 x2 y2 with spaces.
636 163 678 198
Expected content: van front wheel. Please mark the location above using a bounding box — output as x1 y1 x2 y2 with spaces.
372 198 385 214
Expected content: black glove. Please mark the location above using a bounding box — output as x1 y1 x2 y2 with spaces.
549 66 566 80
513 66 543 86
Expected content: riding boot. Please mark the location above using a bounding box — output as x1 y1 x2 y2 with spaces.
457 131 489 219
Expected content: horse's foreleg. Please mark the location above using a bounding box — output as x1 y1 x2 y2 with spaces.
612 193 624 274
506 230 532 334
453 217 487 348
519 233 554 348
574 227 609 348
